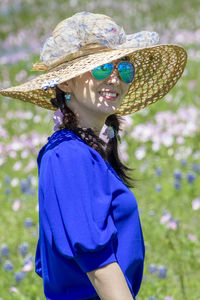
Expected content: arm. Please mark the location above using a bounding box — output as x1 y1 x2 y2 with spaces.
86 262 134 300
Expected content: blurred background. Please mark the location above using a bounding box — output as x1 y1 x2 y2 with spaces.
0 0 200 299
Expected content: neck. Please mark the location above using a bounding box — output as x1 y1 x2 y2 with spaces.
77 122 103 137
74 112 107 137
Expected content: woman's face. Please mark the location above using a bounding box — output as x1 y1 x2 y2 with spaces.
58 57 131 117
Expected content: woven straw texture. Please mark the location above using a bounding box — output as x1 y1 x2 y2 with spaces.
0 43 187 117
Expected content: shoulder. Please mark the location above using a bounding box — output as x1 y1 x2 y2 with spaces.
40 129 107 169
42 130 89 162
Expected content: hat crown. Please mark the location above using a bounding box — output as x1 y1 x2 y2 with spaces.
40 11 126 67
40 11 160 68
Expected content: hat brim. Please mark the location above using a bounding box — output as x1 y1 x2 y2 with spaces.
0 44 187 116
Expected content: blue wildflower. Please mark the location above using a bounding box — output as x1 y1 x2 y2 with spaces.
174 169 182 180
5 188 11 195
19 243 29 257
4 175 11 185
14 272 26 283
148 264 158 274
155 185 162 192
24 218 33 228
192 163 200 174
180 159 187 167
174 180 181 190
20 179 30 193
1 244 10 257
4 260 14 272
26 188 36 195
23 254 34 266
158 265 167 279
186 172 196 184
155 167 162 176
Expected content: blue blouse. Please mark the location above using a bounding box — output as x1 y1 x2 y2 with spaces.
35 129 145 300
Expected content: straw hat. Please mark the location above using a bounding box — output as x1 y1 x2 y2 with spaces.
0 11 187 117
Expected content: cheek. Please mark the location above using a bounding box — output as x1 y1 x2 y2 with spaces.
122 83 131 96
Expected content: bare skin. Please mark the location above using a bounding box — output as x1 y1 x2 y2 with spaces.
58 58 131 136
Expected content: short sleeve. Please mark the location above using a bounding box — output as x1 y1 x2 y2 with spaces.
38 140 118 273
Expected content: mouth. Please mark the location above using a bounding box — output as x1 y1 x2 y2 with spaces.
98 91 119 101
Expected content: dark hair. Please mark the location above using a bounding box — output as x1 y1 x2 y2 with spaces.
50 85 137 189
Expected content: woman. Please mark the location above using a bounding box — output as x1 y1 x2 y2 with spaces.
0 11 187 300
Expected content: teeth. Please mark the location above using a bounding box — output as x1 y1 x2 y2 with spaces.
100 91 118 97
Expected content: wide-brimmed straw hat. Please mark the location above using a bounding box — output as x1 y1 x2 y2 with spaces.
0 11 187 117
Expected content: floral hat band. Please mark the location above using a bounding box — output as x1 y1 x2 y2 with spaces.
33 11 160 72
0 11 187 116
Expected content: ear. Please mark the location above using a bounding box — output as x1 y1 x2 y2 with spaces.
58 81 72 93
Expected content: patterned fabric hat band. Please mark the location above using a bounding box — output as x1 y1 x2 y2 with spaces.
0 11 187 117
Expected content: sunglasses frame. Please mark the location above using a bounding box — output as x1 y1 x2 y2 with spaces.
90 61 135 84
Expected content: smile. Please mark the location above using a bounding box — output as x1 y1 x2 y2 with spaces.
98 91 119 101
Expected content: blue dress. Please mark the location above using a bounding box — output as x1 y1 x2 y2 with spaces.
35 129 145 300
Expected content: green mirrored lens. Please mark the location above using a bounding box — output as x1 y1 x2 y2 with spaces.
118 62 135 84
91 63 113 80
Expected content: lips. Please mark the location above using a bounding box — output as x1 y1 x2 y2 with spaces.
98 90 119 101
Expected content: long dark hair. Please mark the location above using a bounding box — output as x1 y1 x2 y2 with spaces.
50 86 137 189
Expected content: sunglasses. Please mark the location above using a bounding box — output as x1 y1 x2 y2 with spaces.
90 61 135 84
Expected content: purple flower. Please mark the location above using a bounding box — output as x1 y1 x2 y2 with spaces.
1 244 10 257
174 169 182 180
155 167 162 176
26 188 36 195
23 254 34 266
53 109 64 131
148 264 158 274
14 272 26 283
174 180 181 190
180 159 187 167
166 218 179 230
160 211 172 224
186 172 196 184
4 175 11 185
4 260 14 272
192 163 200 174
24 218 33 228
187 234 197 242
20 179 30 193
158 265 167 279
5 188 11 195
155 184 162 192
18 243 29 257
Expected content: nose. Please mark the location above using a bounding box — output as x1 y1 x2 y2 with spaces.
106 64 120 84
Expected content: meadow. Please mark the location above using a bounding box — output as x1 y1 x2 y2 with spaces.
0 0 200 299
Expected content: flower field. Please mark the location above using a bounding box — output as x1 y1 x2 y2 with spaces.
0 0 199 299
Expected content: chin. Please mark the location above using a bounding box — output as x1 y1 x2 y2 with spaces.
104 106 119 114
